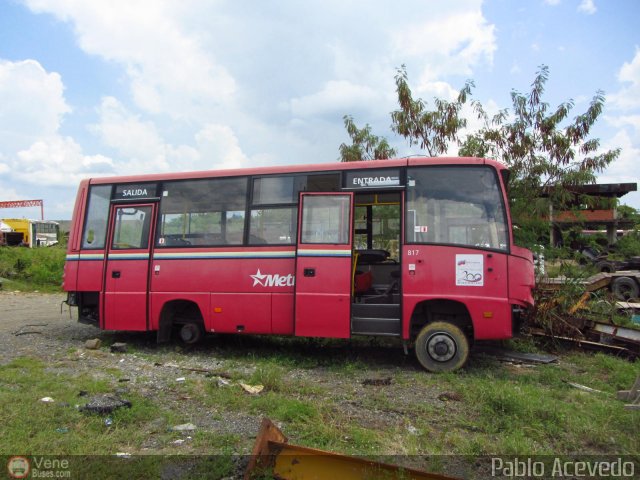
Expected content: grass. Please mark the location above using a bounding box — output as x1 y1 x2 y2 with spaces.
1 331 638 477
0 357 164 455
0 245 66 292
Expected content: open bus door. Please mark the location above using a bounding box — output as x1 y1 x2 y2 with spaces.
295 193 353 338
102 204 156 331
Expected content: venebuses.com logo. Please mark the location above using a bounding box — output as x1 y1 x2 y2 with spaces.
7 456 71 478
7 456 30 479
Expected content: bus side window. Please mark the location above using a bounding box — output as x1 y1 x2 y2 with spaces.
82 185 112 249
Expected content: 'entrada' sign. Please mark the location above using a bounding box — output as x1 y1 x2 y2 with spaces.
345 169 401 189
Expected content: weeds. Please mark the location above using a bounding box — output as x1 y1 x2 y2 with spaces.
0 245 65 291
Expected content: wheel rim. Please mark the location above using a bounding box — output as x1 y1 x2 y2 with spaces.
426 332 457 362
180 323 200 343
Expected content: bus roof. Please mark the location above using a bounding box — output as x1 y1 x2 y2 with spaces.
84 157 506 185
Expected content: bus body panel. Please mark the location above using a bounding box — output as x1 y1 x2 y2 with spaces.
70 255 105 292
294 253 352 338
149 292 210 331
149 254 296 294
149 253 296 334
509 246 536 306
211 293 272 334
63 157 534 354
64 181 90 293
102 203 156 331
271 293 295 335
103 254 150 331
294 193 354 339
401 244 510 339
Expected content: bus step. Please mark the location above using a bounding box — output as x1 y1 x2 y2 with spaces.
352 303 400 318
351 316 401 336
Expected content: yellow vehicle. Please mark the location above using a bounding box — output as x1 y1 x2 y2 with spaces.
1 219 59 247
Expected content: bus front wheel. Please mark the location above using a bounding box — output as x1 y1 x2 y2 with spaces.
179 322 204 345
415 321 469 373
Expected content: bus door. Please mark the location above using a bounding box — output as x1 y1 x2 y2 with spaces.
103 204 156 331
295 193 353 338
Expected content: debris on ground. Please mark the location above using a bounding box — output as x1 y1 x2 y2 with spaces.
438 391 462 402
84 338 102 350
14 324 47 336
362 377 392 386
79 394 131 415
618 376 640 410
239 383 264 395
406 424 419 435
215 377 231 388
563 380 605 394
39 396 54 403
481 348 558 365
176 377 186 382
172 423 197 432
110 342 128 353
154 361 233 378
245 417 460 480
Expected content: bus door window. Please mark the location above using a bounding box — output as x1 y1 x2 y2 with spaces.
112 207 153 250
353 192 401 300
300 195 351 244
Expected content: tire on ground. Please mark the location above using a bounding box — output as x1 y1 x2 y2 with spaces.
611 276 639 301
414 321 470 373
179 321 204 344
595 260 616 273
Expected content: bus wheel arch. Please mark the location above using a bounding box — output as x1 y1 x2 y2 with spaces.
157 300 205 344
410 299 473 372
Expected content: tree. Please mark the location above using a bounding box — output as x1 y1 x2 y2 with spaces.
460 65 620 222
391 65 474 156
338 115 396 162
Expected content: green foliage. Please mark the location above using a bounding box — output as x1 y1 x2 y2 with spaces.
462 65 620 227
615 230 640 257
0 245 66 291
339 115 396 162
618 204 640 224
339 63 622 248
391 65 473 156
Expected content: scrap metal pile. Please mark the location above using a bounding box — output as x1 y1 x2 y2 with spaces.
534 272 640 358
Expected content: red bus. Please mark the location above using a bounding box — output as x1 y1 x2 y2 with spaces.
63 157 534 372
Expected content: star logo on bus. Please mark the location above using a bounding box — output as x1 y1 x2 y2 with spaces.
250 269 268 287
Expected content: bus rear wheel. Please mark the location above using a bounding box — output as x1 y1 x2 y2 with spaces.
179 322 204 345
415 321 469 373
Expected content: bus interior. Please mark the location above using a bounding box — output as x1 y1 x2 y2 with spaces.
351 192 402 336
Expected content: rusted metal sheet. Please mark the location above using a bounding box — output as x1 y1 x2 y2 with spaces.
245 418 460 480
592 321 640 345
537 273 612 292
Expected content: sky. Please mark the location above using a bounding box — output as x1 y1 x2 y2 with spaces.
0 0 639 220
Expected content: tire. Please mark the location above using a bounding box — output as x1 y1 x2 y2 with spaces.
611 277 640 301
179 322 204 344
595 260 616 273
414 321 470 373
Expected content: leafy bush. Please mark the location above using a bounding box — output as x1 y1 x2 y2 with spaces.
0 245 65 291
614 231 640 257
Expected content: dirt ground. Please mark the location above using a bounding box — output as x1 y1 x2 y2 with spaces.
0 291 455 449
0 292 84 361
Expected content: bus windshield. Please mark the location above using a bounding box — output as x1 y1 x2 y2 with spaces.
405 166 508 251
